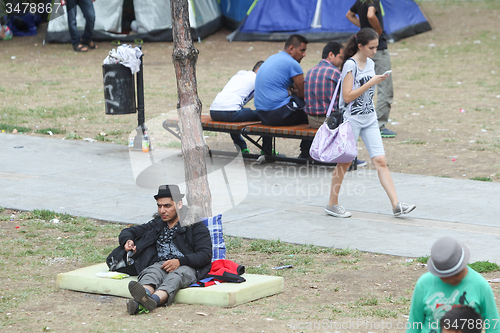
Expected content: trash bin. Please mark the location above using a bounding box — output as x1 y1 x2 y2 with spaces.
102 64 137 115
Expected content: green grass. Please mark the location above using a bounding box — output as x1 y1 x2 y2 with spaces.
203 130 217 137
0 123 31 133
469 261 500 273
65 132 82 140
246 265 271 275
444 138 457 143
399 139 426 145
34 127 66 135
469 177 492 182
39 81 61 86
356 295 378 306
248 239 353 256
225 236 243 252
417 255 429 264
94 133 112 142
371 309 398 318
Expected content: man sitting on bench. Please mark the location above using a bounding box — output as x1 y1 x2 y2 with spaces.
254 34 309 156
210 61 264 154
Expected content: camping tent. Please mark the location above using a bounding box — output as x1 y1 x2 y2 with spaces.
228 0 431 42
45 0 222 43
219 0 254 30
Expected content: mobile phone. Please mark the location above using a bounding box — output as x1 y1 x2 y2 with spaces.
383 70 392 76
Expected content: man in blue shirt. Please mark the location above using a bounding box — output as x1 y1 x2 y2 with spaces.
255 34 309 156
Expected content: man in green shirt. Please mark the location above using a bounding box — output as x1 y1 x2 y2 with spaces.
407 237 500 333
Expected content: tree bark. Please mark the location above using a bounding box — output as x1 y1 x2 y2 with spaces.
170 0 212 219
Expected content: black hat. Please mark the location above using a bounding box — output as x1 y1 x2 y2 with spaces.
154 185 185 202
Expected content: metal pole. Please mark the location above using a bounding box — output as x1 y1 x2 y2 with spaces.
136 45 145 133
133 45 146 150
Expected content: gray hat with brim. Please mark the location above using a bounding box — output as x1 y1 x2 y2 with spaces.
427 236 470 278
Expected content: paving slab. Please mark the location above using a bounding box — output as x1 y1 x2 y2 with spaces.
1 133 499 262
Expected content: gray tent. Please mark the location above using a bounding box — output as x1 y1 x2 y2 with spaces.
45 0 221 43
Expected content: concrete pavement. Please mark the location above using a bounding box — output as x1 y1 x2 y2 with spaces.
1 132 499 263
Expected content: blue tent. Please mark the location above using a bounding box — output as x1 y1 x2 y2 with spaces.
228 0 431 42
219 0 255 30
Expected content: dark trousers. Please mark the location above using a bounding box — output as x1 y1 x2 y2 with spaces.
210 108 259 150
256 96 309 154
66 0 95 47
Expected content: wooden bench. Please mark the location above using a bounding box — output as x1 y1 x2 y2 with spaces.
162 115 357 168
163 115 261 134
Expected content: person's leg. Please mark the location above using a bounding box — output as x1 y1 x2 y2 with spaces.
371 155 398 208
65 0 84 49
210 110 232 122
78 0 96 45
359 119 398 208
128 262 167 313
327 162 352 206
230 108 260 122
228 108 260 151
157 266 197 306
278 101 309 156
373 50 393 130
325 116 363 217
256 110 280 154
307 114 325 129
210 110 248 151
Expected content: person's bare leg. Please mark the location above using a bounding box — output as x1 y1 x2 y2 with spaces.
144 285 154 295
143 285 168 305
371 155 398 209
328 162 351 206
154 290 169 305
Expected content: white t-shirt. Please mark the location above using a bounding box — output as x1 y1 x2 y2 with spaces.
210 70 256 111
339 58 377 124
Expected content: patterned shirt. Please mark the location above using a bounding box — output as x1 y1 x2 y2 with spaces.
304 59 341 116
156 223 184 262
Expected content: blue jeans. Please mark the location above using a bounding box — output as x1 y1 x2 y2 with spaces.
210 108 260 150
256 96 309 154
66 0 95 47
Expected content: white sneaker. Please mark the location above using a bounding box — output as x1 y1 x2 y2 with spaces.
393 202 416 217
325 204 351 218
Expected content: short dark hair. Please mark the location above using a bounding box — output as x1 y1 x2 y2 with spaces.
284 34 308 49
322 42 343 59
440 306 483 333
252 60 264 72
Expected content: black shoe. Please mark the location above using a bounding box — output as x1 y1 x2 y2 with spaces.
128 281 157 311
356 159 367 167
297 152 311 159
127 299 139 315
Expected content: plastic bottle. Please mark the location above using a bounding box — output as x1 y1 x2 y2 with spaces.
142 131 149 152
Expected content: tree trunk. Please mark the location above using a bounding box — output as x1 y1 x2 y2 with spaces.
170 0 212 219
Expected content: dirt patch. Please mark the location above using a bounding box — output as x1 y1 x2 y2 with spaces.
1 1 499 182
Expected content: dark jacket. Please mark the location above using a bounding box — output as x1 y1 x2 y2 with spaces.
118 206 212 280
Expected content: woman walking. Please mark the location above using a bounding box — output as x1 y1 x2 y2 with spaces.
325 28 415 218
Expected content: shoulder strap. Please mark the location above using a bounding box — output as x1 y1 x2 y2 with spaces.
325 76 341 118
326 59 356 118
